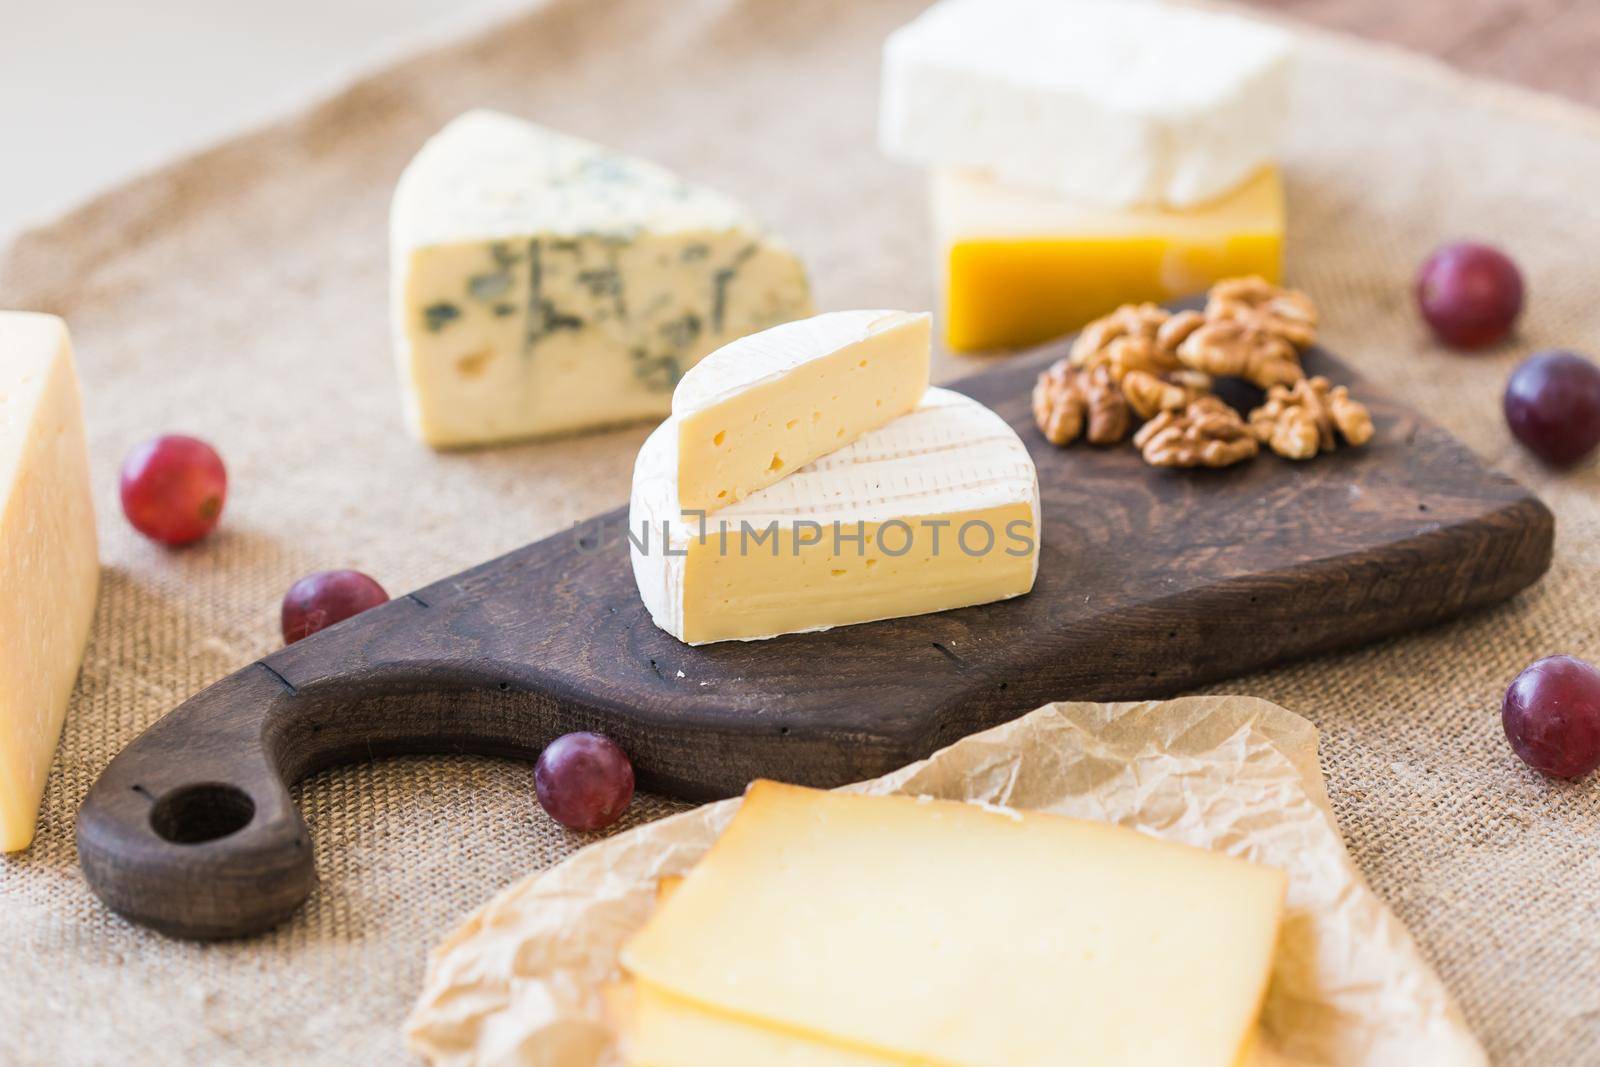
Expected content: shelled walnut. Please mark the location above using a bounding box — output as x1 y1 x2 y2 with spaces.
1133 397 1260 469
1032 360 1132 446
1207 276 1318 349
1249 376 1375 460
1034 276 1371 471
1176 318 1303 390
1069 303 1192 383
1120 368 1213 420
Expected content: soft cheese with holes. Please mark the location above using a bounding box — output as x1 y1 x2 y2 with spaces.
937 166 1285 350
630 387 1039 644
0 313 99 852
881 0 1293 209
615 781 1288 1067
391 110 813 447
673 310 930 515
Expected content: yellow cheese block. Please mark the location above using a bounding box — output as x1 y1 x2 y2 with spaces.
935 166 1285 351
673 310 931 516
0 312 98 852
621 781 1287 1067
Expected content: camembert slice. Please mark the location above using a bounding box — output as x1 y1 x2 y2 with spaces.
622 782 1288 1067
0 313 99 852
391 110 813 447
672 310 930 515
630 387 1039 644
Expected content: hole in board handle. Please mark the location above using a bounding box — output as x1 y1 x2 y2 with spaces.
149 783 256 844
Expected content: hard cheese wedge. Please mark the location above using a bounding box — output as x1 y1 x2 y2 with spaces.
673 310 930 516
630 387 1039 644
881 0 1292 208
0 312 98 852
621 781 1288 1067
936 165 1284 351
390 110 813 447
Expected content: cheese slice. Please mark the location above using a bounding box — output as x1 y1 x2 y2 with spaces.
621 782 1287 1067
672 310 930 515
881 0 1293 209
611 981 903 1067
629 387 1040 645
390 110 813 447
612 983 1275 1067
0 313 99 852
936 166 1284 351
654 875 685 905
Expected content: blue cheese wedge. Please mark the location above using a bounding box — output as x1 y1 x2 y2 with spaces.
390 110 813 447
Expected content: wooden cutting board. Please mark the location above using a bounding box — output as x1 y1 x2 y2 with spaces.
77 330 1552 939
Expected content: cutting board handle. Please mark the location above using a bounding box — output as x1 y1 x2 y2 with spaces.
76 666 319 939
75 585 563 940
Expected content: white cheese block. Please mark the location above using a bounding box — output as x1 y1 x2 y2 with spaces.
390 110 813 447
630 387 1039 645
0 312 99 852
880 0 1293 209
672 309 931 516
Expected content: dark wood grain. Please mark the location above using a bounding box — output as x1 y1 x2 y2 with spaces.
76 327 1552 940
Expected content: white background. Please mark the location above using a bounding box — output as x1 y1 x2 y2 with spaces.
0 0 513 245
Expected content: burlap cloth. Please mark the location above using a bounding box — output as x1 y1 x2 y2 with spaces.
1 0 1597 1063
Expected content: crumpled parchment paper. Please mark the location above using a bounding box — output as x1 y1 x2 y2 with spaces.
405 696 1486 1067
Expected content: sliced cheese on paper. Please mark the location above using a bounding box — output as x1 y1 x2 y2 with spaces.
621 781 1287 1067
610 981 904 1067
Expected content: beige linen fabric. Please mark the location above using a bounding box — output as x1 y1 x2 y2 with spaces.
0 0 1597 1063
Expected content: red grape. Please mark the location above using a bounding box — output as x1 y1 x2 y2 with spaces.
281 569 390 644
1502 655 1600 778
119 434 228 545
534 732 635 831
1504 350 1600 468
1415 242 1524 349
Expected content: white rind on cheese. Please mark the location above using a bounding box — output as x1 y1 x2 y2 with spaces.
672 309 932 515
630 387 1040 644
880 0 1293 209
0 312 99 852
390 110 813 447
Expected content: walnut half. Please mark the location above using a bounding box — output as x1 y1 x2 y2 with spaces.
1207 276 1319 349
1069 303 1193 383
1120 368 1213 420
1176 319 1304 391
1134 397 1260 469
1249 376 1376 460
1033 360 1133 446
